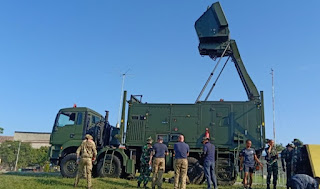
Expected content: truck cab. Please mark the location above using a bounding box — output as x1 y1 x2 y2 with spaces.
49 107 104 177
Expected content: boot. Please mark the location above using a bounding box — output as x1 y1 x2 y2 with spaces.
273 184 277 189
137 182 141 188
144 184 149 189
267 184 270 189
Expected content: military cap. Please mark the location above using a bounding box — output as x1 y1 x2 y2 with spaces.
85 134 93 140
146 136 153 144
202 137 209 142
286 143 294 148
292 138 303 146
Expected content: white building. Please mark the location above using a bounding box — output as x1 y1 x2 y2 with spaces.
14 131 51 149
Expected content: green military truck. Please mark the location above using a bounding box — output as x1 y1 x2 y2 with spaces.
49 2 266 185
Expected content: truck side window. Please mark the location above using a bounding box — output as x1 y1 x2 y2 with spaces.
92 115 101 124
57 112 75 127
76 113 83 125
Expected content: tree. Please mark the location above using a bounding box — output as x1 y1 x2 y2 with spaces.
0 141 49 170
0 127 3 134
30 146 49 166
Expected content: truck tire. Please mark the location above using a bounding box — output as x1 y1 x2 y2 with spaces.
60 153 78 178
187 157 205 185
97 154 122 178
216 159 237 185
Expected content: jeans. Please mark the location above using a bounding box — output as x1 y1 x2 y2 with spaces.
204 160 217 189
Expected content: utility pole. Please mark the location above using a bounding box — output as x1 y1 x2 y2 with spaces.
14 141 21 172
116 70 131 128
271 69 276 143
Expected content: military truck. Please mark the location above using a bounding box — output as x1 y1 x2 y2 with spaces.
49 2 266 185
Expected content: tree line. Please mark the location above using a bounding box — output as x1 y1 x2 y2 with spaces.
0 140 49 171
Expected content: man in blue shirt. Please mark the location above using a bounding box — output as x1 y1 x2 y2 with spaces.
202 137 217 189
240 139 263 189
152 136 168 189
174 135 189 189
291 174 319 189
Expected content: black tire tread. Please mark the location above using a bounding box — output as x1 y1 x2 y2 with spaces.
60 153 78 178
187 157 205 185
97 154 122 178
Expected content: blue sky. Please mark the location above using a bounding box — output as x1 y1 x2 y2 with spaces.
0 1 319 145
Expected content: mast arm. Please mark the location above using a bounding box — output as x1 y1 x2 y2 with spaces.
229 40 260 101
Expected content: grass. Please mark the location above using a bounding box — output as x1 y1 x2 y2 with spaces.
0 172 285 189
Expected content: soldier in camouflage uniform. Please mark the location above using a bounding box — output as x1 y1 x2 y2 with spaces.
281 143 294 189
292 139 303 174
137 137 153 188
74 134 97 189
265 139 278 189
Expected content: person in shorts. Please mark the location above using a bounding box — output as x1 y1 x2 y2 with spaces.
240 139 263 189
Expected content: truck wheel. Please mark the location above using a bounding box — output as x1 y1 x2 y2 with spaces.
187 157 205 185
216 159 237 185
60 153 78 178
97 154 122 178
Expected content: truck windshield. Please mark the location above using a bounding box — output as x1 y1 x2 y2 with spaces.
57 112 76 127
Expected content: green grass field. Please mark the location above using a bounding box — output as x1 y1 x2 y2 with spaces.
0 172 283 189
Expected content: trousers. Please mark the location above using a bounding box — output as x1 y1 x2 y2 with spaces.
204 160 217 189
137 163 151 185
152 158 165 188
174 158 188 189
74 158 93 189
267 162 278 185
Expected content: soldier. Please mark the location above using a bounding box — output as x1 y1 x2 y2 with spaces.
152 136 168 189
74 134 97 189
292 139 303 174
174 135 189 189
265 139 278 189
281 143 294 189
137 137 153 188
291 174 319 189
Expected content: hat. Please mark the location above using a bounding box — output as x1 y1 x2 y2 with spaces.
292 138 303 147
85 134 93 140
286 143 294 148
202 137 209 142
146 136 153 144
158 136 163 140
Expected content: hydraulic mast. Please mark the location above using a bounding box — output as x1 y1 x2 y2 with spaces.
195 2 260 103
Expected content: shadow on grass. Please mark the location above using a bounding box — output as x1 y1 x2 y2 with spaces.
97 178 136 188
35 178 74 187
5 172 61 178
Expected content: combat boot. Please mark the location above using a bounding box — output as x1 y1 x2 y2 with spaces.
143 184 149 189
267 184 270 189
137 182 141 188
273 184 277 189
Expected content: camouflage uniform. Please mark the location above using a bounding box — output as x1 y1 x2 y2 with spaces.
137 137 153 188
281 145 294 189
74 134 97 189
292 139 303 174
265 145 278 189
